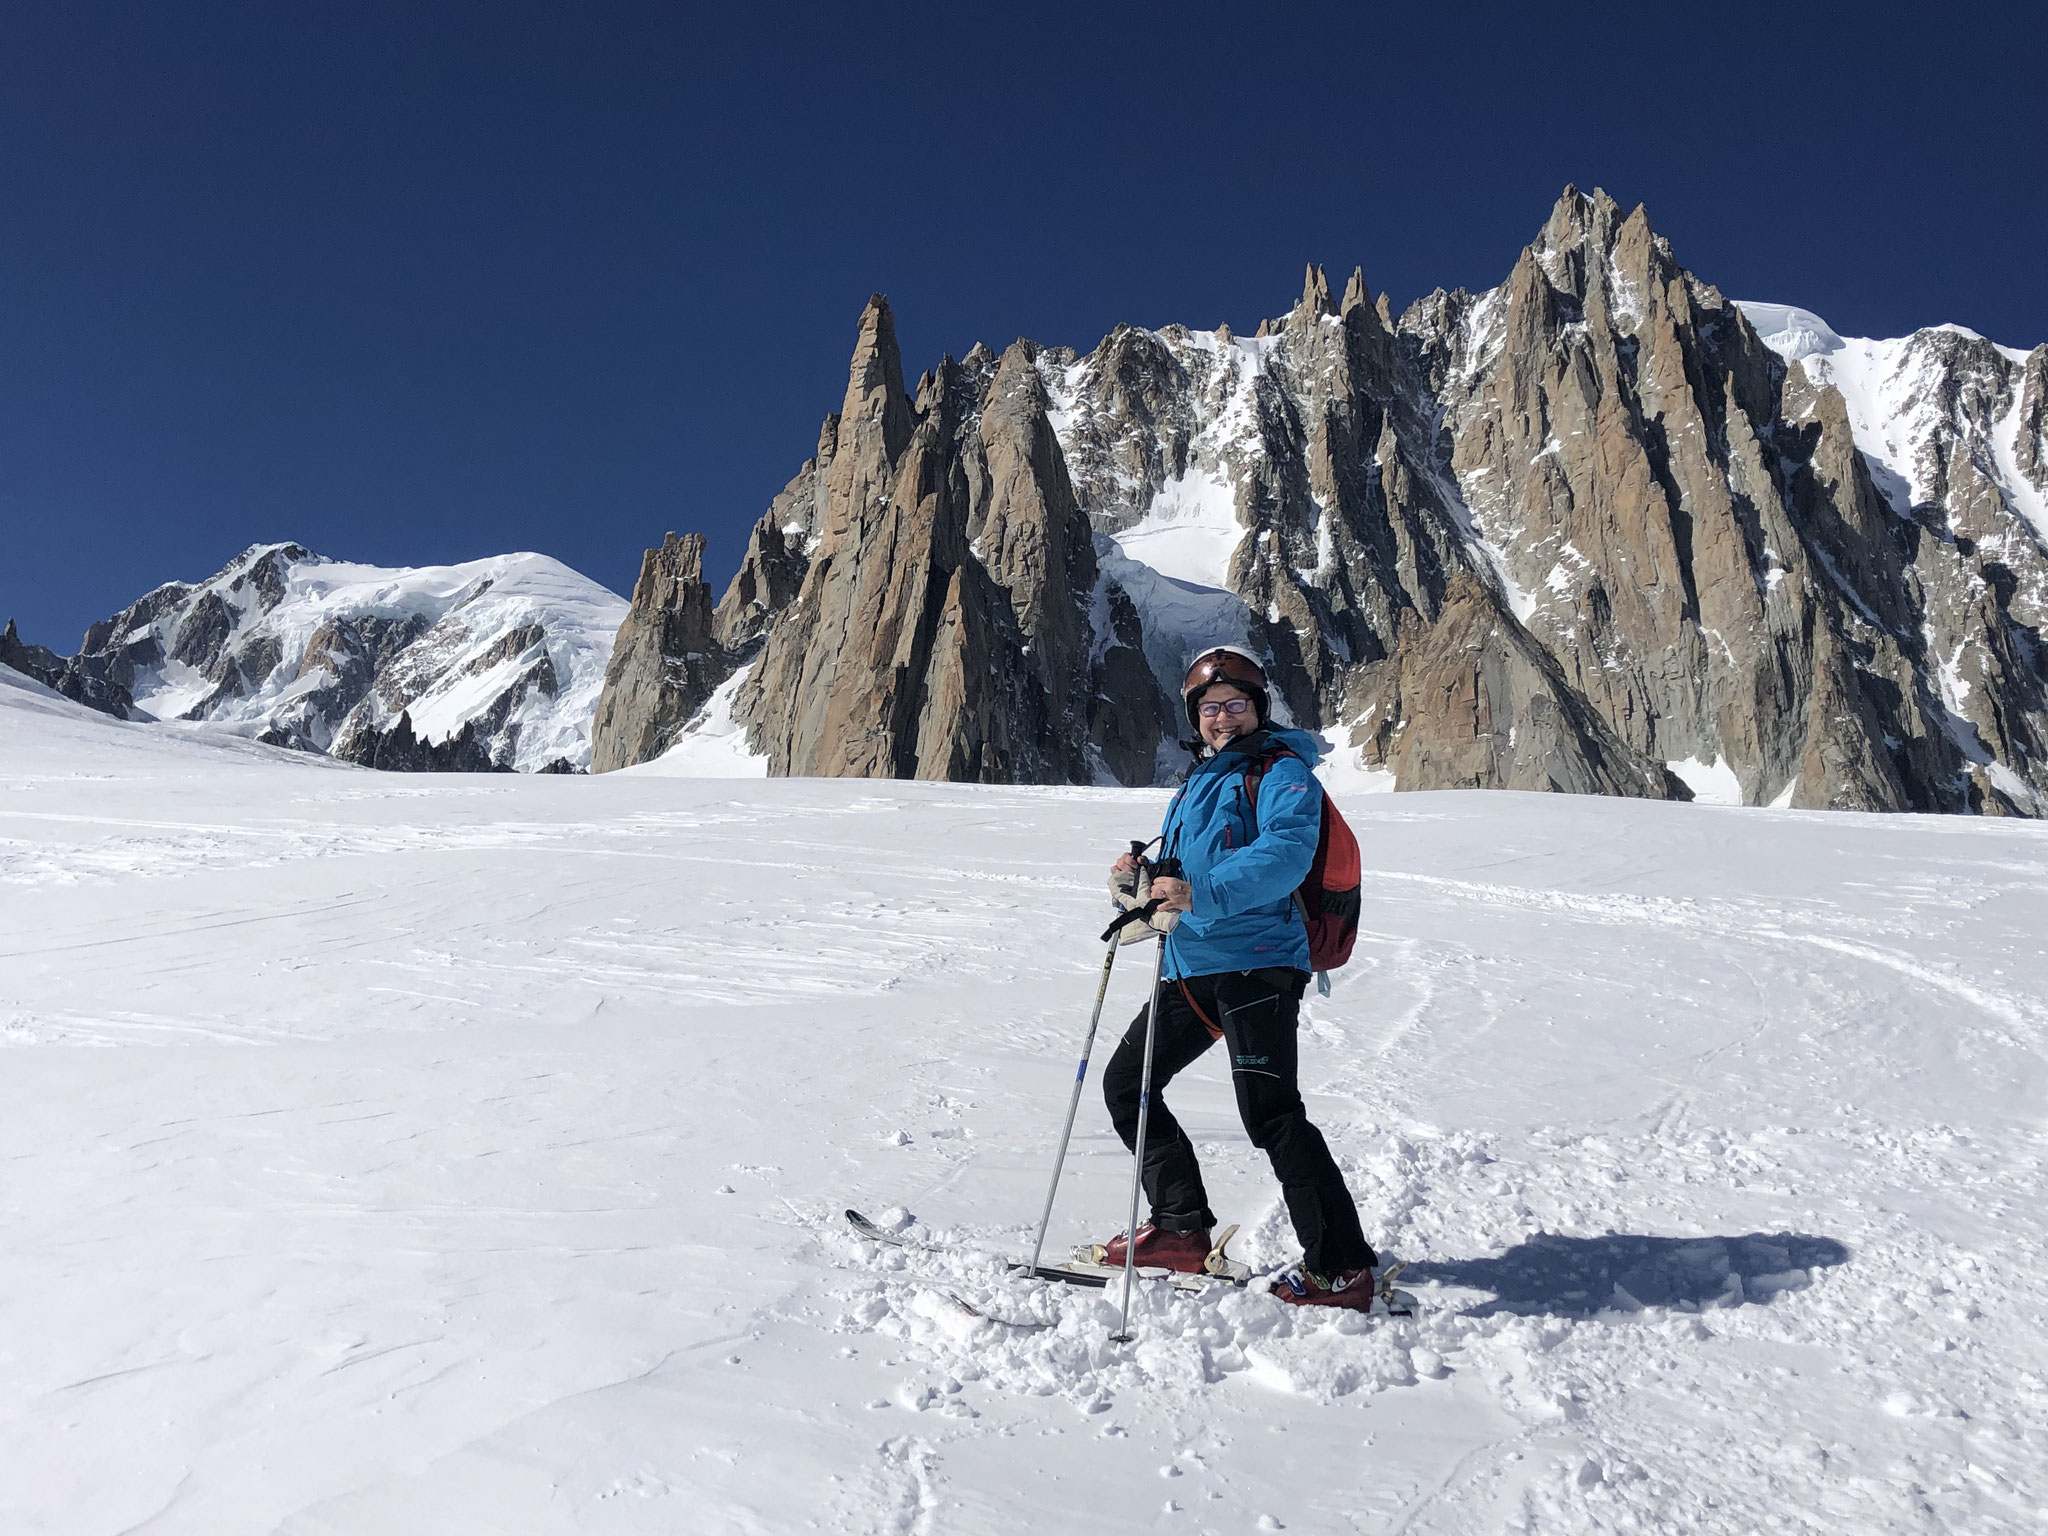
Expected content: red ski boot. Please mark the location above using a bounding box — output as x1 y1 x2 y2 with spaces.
1270 1261 1414 1314
1083 1224 1213 1274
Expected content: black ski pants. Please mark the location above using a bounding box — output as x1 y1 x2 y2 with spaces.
1101 966 1376 1277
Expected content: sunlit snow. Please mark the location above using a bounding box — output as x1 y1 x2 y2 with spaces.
1107 467 1245 592
627 663 769 778
1733 301 1845 362
1665 755 1743 806
6 665 2047 1533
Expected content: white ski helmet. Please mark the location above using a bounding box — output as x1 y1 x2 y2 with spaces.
1180 645 1270 729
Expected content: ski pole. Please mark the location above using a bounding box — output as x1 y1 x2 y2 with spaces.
1030 838 1153 1276
1024 933 1121 1276
1111 927 1169 1344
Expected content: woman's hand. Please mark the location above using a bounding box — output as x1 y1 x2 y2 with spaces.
1150 876 1192 913
1111 851 1137 875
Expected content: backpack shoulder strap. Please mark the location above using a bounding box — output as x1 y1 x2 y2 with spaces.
1239 741 1298 832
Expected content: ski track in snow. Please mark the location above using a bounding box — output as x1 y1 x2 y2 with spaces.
4 667 2048 1534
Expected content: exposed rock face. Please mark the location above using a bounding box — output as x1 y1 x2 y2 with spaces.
711 417 835 655
736 300 1030 779
0 619 59 683
1037 254 1660 793
1749 303 2048 813
682 297 1168 784
332 709 503 772
1403 191 1917 810
2 617 138 718
587 533 729 773
2017 346 2048 494
40 545 626 771
1363 572 1686 797
599 190 2046 814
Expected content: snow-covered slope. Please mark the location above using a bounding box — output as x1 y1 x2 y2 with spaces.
5 675 2045 1534
1040 328 1271 704
623 661 770 778
59 542 628 771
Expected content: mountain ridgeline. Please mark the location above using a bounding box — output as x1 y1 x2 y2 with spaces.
588 187 2048 816
15 185 2037 812
3 547 627 772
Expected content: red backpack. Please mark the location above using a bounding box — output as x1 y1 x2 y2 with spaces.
1243 744 1363 984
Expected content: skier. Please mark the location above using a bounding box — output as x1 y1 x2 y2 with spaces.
1097 645 1383 1309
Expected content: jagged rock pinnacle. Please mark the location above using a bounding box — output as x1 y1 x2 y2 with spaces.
1298 263 1336 319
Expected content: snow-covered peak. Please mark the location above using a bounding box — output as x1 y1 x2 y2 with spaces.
1734 301 1845 361
1742 304 2047 545
71 545 628 771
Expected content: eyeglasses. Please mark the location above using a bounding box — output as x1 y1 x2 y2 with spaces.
1197 698 1253 719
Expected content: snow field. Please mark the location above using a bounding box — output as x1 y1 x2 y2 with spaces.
4 666 2048 1533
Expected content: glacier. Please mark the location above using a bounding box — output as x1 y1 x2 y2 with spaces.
4 664 2046 1533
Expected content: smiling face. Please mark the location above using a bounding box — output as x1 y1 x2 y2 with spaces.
1195 681 1258 749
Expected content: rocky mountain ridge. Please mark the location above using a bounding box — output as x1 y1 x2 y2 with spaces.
4 545 626 772
591 186 2048 816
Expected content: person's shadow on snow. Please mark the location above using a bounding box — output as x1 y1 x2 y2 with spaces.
1403 1231 1850 1318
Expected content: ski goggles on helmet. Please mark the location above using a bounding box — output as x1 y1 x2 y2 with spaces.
1181 647 1267 697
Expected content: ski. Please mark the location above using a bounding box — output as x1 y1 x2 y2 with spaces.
845 1209 1417 1315
841 1212 1055 1326
1038 1257 1239 1294
932 1287 1056 1329
844 1208 927 1249
844 1208 1246 1295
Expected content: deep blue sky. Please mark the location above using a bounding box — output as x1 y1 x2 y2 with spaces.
4 1 2043 650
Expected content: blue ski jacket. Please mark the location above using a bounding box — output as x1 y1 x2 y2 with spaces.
1158 726 1321 980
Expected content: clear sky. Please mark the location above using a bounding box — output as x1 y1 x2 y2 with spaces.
4 0 2043 650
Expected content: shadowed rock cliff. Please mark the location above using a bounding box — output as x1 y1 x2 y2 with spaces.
587 533 728 773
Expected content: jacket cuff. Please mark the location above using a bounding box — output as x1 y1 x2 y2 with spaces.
1190 869 1223 914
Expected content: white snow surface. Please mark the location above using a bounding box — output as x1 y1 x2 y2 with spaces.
6 667 2048 1534
1734 301 1846 363
1110 466 1246 592
1093 537 1252 705
1666 756 1743 807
